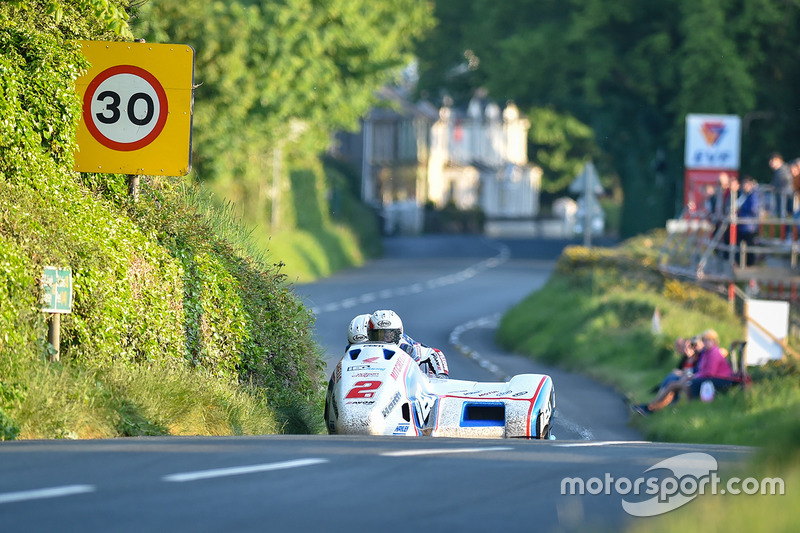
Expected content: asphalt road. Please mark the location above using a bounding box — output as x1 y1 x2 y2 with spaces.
0 235 757 532
0 435 753 532
296 234 638 441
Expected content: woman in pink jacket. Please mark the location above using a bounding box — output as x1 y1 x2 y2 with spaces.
632 329 736 416
684 330 736 399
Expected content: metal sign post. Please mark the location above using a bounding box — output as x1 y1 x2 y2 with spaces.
684 114 741 303
41 266 73 362
569 161 603 248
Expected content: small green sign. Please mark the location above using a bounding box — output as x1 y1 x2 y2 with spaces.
41 266 73 314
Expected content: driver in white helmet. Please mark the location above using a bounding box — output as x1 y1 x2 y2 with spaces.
367 309 449 378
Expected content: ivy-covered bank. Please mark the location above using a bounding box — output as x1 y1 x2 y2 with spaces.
0 2 324 439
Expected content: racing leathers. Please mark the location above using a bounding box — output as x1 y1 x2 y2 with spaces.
398 333 449 379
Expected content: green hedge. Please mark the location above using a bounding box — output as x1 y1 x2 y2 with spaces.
0 1 325 438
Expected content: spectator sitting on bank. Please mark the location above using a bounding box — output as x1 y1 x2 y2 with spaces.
648 336 702 398
632 329 736 415
673 336 699 373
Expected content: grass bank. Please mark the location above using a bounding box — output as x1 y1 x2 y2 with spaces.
495 233 800 530
0 173 326 440
496 234 800 446
1 4 328 439
251 159 383 284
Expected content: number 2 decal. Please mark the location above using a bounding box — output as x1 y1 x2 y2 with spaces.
346 381 382 399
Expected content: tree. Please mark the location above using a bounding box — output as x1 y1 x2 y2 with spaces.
133 0 434 183
413 0 480 104
416 0 800 236
131 0 434 237
526 107 600 195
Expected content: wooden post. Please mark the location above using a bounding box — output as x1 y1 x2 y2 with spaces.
47 313 61 362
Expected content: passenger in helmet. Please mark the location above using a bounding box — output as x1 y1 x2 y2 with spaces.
347 314 371 348
366 309 449 379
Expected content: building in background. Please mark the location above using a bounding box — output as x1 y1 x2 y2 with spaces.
332 89 541 234
429 96 540 221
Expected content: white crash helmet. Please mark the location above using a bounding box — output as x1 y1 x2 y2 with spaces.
347 314 371 345
368 310 404 344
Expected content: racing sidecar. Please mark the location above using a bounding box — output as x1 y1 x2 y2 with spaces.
324 343 555 439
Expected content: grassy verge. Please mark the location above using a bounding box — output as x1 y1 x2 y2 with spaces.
0 173 327 440
218 157 383 284
2 2 380 440
495 233 800 530
496 234 800 446
6 359 283 439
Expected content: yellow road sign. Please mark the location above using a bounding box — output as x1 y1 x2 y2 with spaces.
74 41 194 176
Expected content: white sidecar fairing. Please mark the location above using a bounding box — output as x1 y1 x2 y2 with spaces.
325 343 554 439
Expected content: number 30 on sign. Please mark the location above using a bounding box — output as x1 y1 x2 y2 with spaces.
74 41 195 177
85 65 168 151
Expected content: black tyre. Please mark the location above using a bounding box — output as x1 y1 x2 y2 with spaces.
536 411 551 440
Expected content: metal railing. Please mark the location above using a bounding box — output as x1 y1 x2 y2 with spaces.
659 184 800 300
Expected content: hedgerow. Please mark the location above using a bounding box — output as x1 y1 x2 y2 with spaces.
0 1 325 438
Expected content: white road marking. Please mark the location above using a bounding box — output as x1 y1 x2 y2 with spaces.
449 314 596 441
0 484 95 504
162 458 328 483
311 243 510 315
381 446 512 457
555 441 651 447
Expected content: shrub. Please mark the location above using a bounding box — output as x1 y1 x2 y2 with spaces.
0 1 325 439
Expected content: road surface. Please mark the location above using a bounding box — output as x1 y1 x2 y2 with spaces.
0 235 755 532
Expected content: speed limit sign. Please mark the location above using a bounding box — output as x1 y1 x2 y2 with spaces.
74 41 194 176
84 65 168 151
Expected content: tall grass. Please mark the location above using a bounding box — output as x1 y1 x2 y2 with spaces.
11 359 281 439
179 182 272 271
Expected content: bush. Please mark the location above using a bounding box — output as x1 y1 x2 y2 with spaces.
0 1 325 439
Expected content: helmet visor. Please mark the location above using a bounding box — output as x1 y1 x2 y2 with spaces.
368 328 402 344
